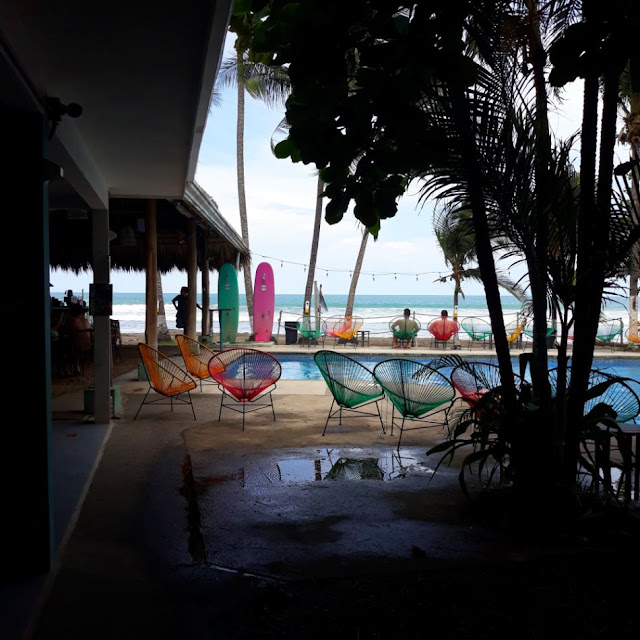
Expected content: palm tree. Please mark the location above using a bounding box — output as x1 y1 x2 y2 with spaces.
303 177 324 318
344 228 369 318
215 41 289 335
433 203 527 313
156 273 172 343
618 60 640 341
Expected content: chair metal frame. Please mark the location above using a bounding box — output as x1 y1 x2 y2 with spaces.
373 359 456 450
389 316 421 348
208 348 282 430
595 318 623 351
135 343 197 420
548 367 639 501
460 317 493 350
325 315 364 348
175 334 218 391
314 350 386 436
296 315 327 348
426 317 459 350
450 361 525 407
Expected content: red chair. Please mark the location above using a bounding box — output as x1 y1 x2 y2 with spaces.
427 316 459 349
450 361 525 417
207 348 282 430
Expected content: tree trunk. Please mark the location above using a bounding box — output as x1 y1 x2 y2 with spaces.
236 50 254 333
345 229 369 318
303 177 324 316
628 85 640 340
568 68 621 488
156 273 172 343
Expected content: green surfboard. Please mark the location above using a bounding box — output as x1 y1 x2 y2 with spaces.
217 263 239 343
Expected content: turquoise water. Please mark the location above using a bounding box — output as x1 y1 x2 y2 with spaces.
276 354 639 382
50 290 631 340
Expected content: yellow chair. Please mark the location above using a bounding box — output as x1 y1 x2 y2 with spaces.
135 343 197 419
175 334 218 391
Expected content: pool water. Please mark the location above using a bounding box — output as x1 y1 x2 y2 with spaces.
277 353 639 382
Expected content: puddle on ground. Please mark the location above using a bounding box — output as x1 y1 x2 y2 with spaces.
205 449 435 488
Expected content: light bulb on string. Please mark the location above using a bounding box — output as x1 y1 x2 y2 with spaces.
304 265 306 272
326 270 328 277
280 260 283 268
394 273 397 280
373 275 376 281
416 274 419 281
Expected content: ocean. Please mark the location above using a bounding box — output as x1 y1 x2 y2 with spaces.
50 291 631 341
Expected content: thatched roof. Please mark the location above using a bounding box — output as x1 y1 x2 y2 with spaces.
50 181 249 275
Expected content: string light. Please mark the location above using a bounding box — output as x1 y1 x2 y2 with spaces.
249 251 446 280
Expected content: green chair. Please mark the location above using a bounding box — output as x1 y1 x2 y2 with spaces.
373 359 456 450
314 350 386 436
389 316 421 348
549 367 640 501
296 315 326 348
460 317 493 349
595 319 623 351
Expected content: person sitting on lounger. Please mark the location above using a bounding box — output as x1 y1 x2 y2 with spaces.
391 308 419 347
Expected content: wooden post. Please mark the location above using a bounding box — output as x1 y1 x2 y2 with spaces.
145 199 158 349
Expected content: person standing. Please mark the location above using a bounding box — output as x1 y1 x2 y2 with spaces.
172 286 202 332
62 304 93 376
172 287 189 330
64 289 78 305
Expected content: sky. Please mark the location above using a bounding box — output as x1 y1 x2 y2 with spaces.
52 34 600 297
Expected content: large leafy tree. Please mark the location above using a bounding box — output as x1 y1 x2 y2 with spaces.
251 0 639 519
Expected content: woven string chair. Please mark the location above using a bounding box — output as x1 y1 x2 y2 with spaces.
548 367 640 424
175 334 217 391
207 348 282 430
135 343 197 420
460 317 493 350
373 359 455 450
595 319 623 351
549 366 640 501
426 316 458 349
389 316 421 348
313 350 386 436
330 315 364 347
296 315 326 348
450 361 523 404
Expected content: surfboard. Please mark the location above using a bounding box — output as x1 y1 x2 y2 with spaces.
252 262 275 342
217 263 239 343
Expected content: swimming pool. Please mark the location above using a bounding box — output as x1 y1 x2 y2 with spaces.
276 353 639 382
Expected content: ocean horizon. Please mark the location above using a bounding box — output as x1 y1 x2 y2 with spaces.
51 291 631 340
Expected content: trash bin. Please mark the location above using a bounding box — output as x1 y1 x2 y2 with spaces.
285 321 298 345
546 329 558 349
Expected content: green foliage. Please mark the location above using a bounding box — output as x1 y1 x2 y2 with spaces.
428 372 636 504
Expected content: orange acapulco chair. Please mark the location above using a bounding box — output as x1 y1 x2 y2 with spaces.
135 343 198 420
207 348 282 430
175 334 218 391
333 315 364 347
